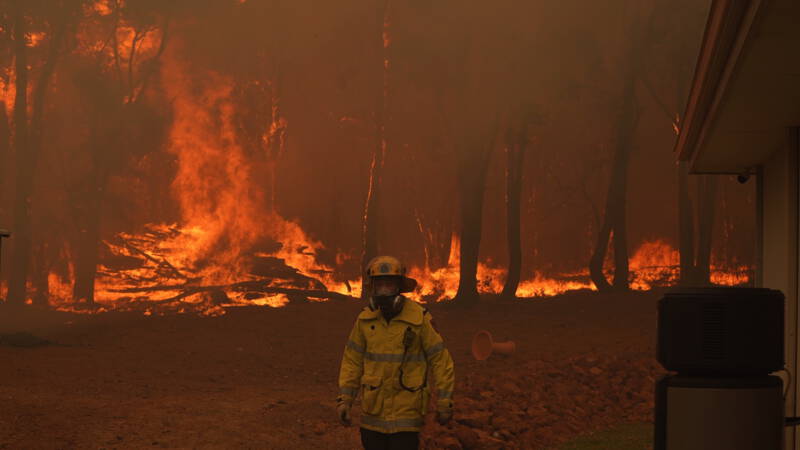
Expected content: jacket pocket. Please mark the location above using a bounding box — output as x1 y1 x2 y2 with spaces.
360 375 384 416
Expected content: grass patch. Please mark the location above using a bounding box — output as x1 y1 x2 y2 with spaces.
555 423 653 450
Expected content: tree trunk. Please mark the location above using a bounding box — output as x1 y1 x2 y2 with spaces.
695 175 718 284
589 71 637 292
678 161 696 285
7 3 30 306
588 4 650 293
360 0 390 298
611 134 632 291
73 167 102 304
266 67 286 214
501 126 526 298
0 103 10 216
72 16 171 305
31 242 49 306
7 11 65 306
454 124 497 305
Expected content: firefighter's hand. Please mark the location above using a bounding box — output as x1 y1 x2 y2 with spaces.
436 407 452 425
337 401 352 426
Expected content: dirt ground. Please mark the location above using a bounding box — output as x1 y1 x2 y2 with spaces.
0 289 665 449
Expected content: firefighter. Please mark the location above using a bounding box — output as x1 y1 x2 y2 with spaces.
337 256 455 450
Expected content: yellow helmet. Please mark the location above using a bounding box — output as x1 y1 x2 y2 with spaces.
366 255 407 277
366 255 417 293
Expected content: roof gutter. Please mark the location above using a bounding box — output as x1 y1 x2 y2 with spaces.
674 0 764 165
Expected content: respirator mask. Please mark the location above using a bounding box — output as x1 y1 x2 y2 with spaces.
369 276 403 317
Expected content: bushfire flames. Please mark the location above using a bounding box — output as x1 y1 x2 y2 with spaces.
4 9 751 316
40 229 750 316
46 57 361 316
25 59 752 316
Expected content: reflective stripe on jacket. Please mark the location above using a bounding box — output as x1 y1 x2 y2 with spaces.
337 297 455 433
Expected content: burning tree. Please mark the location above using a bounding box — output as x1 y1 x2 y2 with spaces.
636 0 717 286
360 0 391 299
501 106 542 298
586 0 711 292
587 1 654 293
68 0 172 306
3 0 86 306
0 0 754 315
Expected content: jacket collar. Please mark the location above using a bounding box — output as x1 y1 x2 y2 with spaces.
357 296 424 326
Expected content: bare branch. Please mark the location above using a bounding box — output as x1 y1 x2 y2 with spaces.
126 29 143 102
133 15 171 103
111 0 123 88
639 73 679 130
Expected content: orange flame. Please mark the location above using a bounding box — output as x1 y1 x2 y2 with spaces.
92 0 113 16
406 237 750 303
45 57 360 315
33 38 750 314
27 32 46 48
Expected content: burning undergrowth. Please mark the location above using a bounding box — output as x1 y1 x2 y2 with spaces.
42 227 751 316
47 56 359 316
1 8 753 316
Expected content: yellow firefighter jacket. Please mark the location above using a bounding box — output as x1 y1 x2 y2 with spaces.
337 297 455 433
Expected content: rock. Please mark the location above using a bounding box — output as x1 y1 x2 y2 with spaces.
460 396 480 409
589 366 603 375
472 428 506 445
455 427 480 449
438 436 462 450
497 380 522 395
312 422 326 435
491 415 511 431
456 411 491 428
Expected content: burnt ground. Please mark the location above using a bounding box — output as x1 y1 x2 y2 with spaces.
0 290 665 449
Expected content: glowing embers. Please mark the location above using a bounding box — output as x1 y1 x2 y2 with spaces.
91 0 113 16
27 32 47 48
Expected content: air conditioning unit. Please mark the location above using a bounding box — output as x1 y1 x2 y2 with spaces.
657 287 784 375
654 287 787 450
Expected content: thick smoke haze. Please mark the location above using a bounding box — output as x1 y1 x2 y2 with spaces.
0 0 754 308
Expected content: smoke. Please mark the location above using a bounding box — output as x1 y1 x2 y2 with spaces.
0 0 753 308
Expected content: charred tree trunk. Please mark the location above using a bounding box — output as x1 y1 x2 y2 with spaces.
589 70 637 292
0 103 9 215
7 4 30 306
73 101 114 305
678 161 696 284
588 4 655 293
454 121 497 305
31 242 49 306
0 103 10 294
360 0 390 299
612 163 631 292
73 167 103 304
266 65 287 214
7 12 66 306
69 14 171 306
501 126 526 298
695 176 718 284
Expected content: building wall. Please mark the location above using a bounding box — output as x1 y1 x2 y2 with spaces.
760 128 799 450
